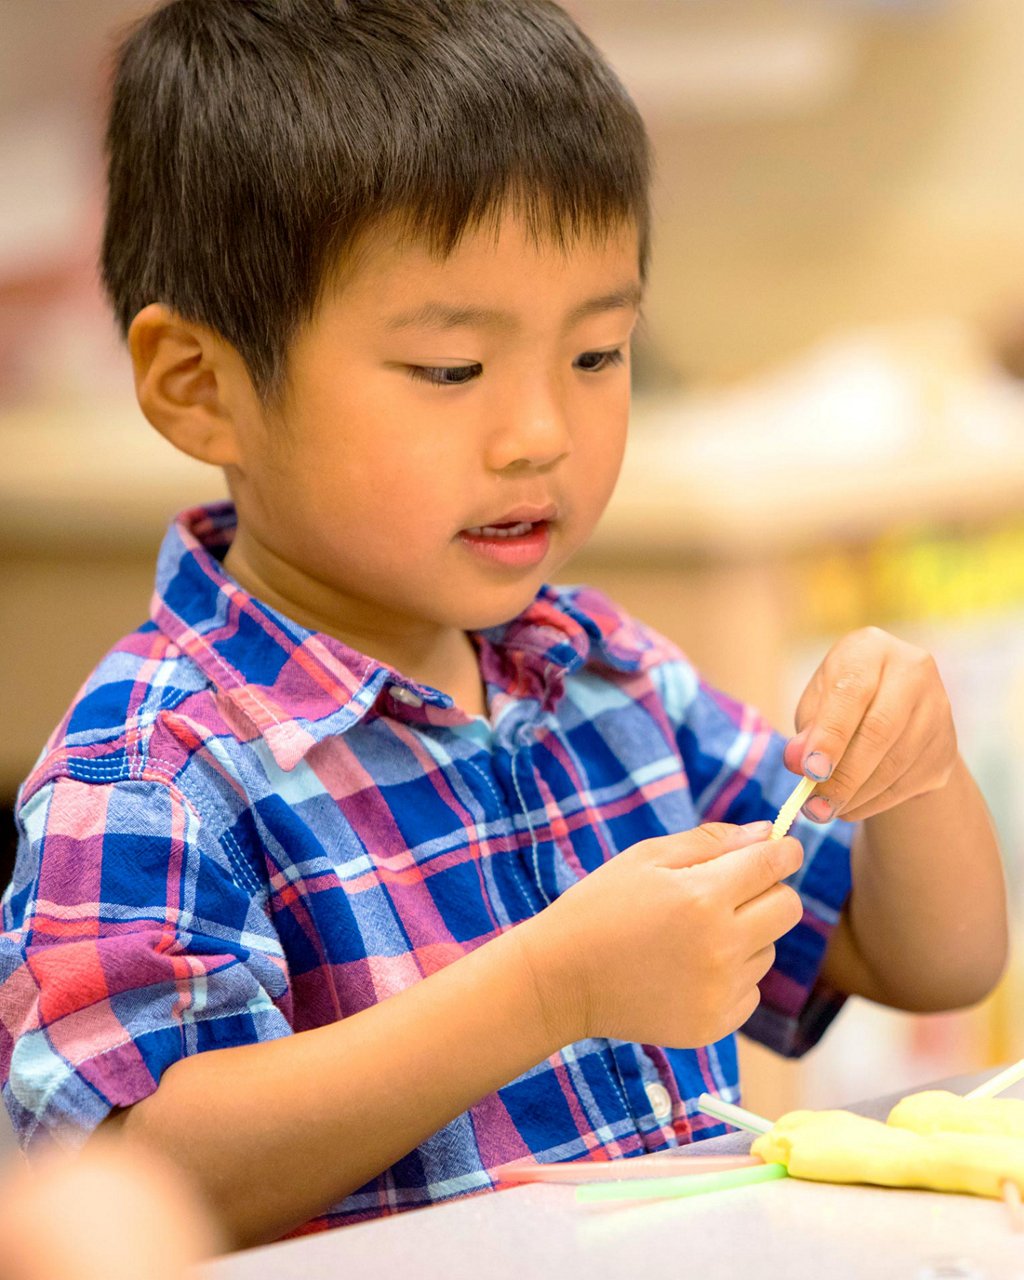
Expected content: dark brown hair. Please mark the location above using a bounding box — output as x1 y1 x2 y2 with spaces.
101 0 652 396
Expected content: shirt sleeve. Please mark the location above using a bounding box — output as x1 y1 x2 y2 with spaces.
654 658 854 1058
0 775 292 1151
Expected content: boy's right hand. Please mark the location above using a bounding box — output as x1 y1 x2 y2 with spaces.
516 822 804 1051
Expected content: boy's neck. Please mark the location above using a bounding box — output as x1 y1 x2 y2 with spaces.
222 533 488 719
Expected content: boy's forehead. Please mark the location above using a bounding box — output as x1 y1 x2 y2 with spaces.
383 282 642 337
331 213 643 323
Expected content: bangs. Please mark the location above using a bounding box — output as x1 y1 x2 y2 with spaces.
102 0 651 396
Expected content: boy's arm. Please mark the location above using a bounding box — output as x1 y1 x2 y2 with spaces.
788 628 1007 1011
820 754 1006 1011
102 922 558 1247
100 820 804 1248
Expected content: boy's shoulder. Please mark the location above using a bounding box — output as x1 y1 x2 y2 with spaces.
20 503 308 804
20 615 220 805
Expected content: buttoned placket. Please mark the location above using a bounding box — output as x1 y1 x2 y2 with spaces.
507 722 554 907
644 1081 673 1122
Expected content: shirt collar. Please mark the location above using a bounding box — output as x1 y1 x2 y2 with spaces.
152 503 650 770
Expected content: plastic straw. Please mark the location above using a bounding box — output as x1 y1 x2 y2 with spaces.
575 1162 788 1203
696 1092 773 1134
498 1155 762 1184
965 1058 1024 1100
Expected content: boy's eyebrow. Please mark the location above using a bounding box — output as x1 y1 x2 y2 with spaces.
565 282 643 327
383 281 643 334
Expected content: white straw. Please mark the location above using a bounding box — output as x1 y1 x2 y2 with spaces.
770 776 817 841
697 1092 773 1134
965 1058 1024 1100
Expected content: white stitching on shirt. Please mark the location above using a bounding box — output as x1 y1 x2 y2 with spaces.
458 757 505 817
220 824 264 898
510 738 551 907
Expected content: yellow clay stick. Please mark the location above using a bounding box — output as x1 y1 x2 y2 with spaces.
770 776 817 841
753 1107 1024 1201
888 1089 1024 1139
890 1087 1024 1231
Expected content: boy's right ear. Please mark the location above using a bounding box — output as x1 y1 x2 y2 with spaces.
128 303 250 468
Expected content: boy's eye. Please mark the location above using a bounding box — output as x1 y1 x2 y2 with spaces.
574 348 626 373
407 363 482 387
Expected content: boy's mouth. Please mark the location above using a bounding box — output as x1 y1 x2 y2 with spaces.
463 520 536 539
458 505 557 569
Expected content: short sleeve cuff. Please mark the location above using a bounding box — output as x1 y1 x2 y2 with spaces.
742 975 847 1060
4 1003 292 1153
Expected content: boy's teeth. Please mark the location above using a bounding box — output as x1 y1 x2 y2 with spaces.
467 521 534 538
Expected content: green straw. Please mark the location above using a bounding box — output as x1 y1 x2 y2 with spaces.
575 1162 788 1203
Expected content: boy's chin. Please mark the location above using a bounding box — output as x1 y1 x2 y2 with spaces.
453 583 548 634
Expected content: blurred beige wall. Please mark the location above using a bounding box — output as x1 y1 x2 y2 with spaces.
5 2 1024 391
569 0 1024 383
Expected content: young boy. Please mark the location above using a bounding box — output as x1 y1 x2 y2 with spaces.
0 0 1006 1251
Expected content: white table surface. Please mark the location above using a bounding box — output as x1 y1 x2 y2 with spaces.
193 1070 1024 1280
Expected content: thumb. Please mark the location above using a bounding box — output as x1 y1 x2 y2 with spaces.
655 820 774 870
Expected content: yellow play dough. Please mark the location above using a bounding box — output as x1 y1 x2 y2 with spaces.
887 1089 1024 1139
751 1107 1024 1200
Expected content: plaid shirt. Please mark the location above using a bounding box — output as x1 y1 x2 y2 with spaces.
1 503 851 1233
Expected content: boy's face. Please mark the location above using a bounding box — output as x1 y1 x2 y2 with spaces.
225 212 640 647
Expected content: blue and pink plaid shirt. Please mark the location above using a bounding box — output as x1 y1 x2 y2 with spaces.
1 502 852 1232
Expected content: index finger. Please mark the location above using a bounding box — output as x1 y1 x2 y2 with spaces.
795 659 882 797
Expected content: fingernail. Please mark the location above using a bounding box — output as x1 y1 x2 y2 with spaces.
803 751 833 782
741 821 773 838
802 797 835 823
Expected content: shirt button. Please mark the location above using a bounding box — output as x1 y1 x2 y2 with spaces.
645 1082 673 1121
389 686 424 708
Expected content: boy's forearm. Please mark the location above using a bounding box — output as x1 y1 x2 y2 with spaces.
821 755 1007 1011
103 920 567 1249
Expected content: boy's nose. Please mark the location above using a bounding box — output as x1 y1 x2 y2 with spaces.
486 395 571 474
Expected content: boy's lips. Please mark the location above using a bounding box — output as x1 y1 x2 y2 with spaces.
457 504 557 569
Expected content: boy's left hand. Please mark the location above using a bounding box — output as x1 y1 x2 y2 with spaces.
783 626 958 824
